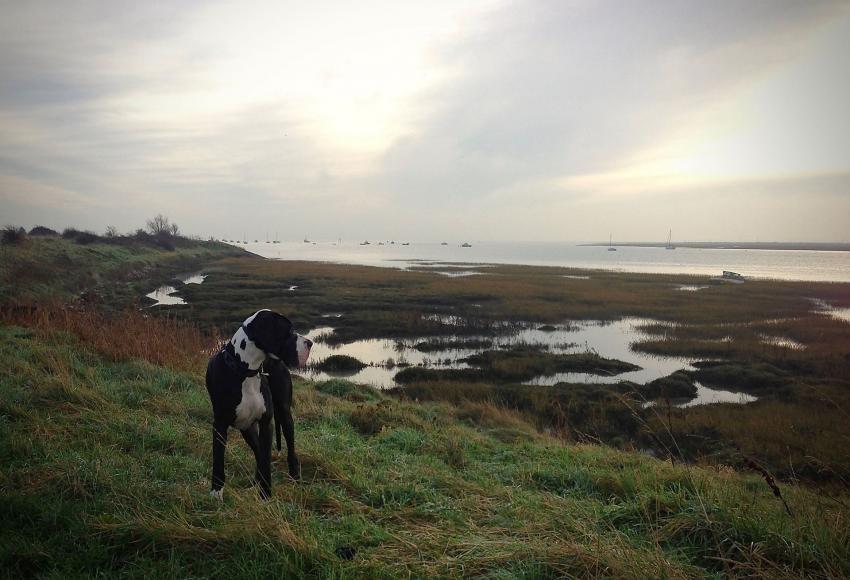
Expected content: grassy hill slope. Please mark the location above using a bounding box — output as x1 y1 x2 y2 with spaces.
0 235 246 307
1 321 847 578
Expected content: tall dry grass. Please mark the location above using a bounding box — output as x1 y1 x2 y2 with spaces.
0 304 221 373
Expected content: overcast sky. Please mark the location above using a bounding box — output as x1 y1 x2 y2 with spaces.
1 0 849 242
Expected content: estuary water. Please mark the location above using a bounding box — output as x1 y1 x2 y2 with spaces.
236 240 850 282
300 317 760 406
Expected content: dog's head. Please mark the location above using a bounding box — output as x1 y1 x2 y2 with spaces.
243 309 312 368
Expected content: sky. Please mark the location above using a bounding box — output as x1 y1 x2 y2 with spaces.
1 0 849 242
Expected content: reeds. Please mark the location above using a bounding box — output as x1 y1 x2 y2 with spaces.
0 304 219 373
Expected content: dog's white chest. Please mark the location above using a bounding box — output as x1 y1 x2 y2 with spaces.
234 375 265 430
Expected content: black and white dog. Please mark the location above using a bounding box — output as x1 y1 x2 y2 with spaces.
205 309 312 499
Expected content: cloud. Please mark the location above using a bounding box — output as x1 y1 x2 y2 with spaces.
0 0 848 240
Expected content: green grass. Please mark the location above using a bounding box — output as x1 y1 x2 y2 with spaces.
3 325 848 577
0 236 245 308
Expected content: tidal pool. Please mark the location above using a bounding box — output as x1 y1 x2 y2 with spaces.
145 272 205 306
145 285 186 306
298 317 758 407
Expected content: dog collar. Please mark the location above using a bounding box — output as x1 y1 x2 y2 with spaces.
222 345 261 377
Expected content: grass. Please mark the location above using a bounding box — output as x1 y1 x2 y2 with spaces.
313 354 368 373
0 236 244 308
2 320 849 577
175 258 850 339
4 235 850 573
395 348 639 384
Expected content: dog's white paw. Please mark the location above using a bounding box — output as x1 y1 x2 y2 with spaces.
210 488 224 500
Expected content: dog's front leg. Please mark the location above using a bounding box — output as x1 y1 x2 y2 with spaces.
281 407 300 480
211 420 229 499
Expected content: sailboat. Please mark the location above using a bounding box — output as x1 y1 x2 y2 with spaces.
607 234 617 251
665 229 676 250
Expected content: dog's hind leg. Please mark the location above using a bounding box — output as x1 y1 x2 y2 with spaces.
280 405 300 480
266 360 300 480
211 420 229 499
241 422 272 499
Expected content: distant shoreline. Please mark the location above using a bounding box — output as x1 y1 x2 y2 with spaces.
580 242 850 252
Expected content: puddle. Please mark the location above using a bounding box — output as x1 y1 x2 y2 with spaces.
421 313 468 327
296 317 762 407
679 384 757 407
146 286 186 306
182 274 207 284
644 383 758 408
758 335 806 350
832 308 850 324
145 272 205 306
676 285 709 292
434 271 483 277
301 326 477 387
288 285 298 291
563 275 591 280
809 298 850 325
304 319 681 385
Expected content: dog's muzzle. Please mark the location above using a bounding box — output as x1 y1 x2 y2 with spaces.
297 335 312 368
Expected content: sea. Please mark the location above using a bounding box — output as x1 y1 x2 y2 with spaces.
232 240 850 283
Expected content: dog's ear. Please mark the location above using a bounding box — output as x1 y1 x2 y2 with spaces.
246 310 294 356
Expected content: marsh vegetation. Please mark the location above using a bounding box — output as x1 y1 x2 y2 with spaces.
2 235 850 575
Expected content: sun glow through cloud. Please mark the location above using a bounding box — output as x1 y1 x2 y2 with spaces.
0 0 848 241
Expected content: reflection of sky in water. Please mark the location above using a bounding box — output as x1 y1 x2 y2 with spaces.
294 318 761 407
644 383 757 409
182 274 207 284
758 334 806 350
676 285 709 291
301 318 698 389
680 384 757 407
828 307 850 324
518 319 695 386
145 286 186 306
145 272 205 306
433 271 483 277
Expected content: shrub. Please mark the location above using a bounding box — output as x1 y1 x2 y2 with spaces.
316 379 356 397
315 355 367 372
28 225 58 236
1 226 27 245
61 228 102 245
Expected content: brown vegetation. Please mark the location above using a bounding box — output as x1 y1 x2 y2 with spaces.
0 304 220 373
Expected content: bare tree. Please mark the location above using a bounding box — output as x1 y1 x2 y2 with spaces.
146 214 179 236
105 225 119 237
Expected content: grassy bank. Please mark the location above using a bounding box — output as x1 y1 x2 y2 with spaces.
0 235 246 308
2 319 849 577
4 243 849 485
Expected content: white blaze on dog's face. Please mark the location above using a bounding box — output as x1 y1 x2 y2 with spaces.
295 334 312 368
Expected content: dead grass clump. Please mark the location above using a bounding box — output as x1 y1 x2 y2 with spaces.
455 400 536 435
0 304 219 372
348 401 426 436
